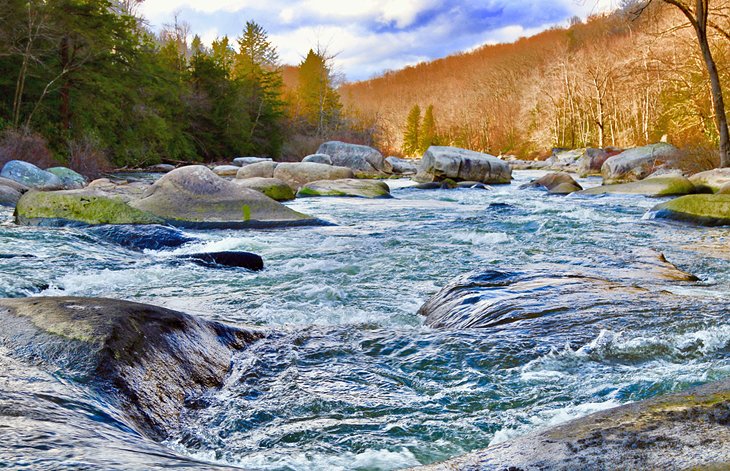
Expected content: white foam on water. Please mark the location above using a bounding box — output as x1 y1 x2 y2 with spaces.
450 231 510 245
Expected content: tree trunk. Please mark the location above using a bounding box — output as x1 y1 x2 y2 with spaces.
696 29 730 166
59 35 71 132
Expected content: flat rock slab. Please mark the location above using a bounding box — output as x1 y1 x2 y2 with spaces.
580 175 695 197
417 377 730 470
297 178 392 198
0 297 263 441
689 168 730 193
649 194 730 226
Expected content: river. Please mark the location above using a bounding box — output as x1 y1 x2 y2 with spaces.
1 170 729 470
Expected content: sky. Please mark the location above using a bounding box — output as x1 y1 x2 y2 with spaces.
139 0 615 82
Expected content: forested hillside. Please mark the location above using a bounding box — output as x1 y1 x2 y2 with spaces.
341 2 730 159
0 0 367 173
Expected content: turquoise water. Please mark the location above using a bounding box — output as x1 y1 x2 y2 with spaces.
1 171 730 470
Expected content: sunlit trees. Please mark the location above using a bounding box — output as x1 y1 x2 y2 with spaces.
402 104 421 155
296 48 342 137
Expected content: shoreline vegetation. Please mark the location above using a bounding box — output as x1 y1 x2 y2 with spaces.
1 0 730 470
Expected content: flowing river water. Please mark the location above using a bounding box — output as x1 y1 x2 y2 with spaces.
1 170 730 470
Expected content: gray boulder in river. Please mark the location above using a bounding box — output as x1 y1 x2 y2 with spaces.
417 376 730 470
46 166 87 189
272 162 354 189
689 168 730 193
232 156 272 167
0 297 263 441
580 174 695 197
519 172 582 194
601 143 680 184
316 141 385 175
236 160 279 179
0 160 64 190
130 165 322 228
414 146 512 184
297 178 392 198
302 153 333 165
384 156 419 175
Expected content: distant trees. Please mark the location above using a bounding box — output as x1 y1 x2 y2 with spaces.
402 104 439 155
296 48 342 137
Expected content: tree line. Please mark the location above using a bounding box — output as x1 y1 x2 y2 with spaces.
0 0 357 173
342 0 729 166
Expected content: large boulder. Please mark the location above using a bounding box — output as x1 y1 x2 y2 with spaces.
580 174 696 197
212 165 240 176
302 153 333 165
130 165 320 228
689 168 730 193
46 166 87 189
316 141 385 175
384 156 418 175
236 161 278 179
0 176 30 193
0 160 63 190
577 147 619 177
0 184 22 207
519 172 582 194
232 157 272 167
601 143 680 184
15 189 163 226
421 377 730 470
0 297 262 440
232 177 295 201
297 179 392 199
272 162 354 190
414 146 512 184
649 194 730 226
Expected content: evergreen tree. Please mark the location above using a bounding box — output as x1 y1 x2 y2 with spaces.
419 104 436 152
402 104 421 156
297 48 342 136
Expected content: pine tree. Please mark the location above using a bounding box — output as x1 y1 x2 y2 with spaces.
419 104 436 152
296 48 342 137
402 104 421 156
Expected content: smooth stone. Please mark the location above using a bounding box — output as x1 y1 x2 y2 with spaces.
232 157 272 167
232 177 295 201
0 160 63 190
420 377 730 470
689 168 730 193
15 189 163 226
414 179 458 190
0 296 262 440
273 162 354 190
0 184 22 207
212 165 240 176
302 154 333 165
130 165 320 229
718 182 730 194
0 176 29 193
649 194 730 226
384 156 418 175
580 175 695 197
297 179 392 198
520 172 582 194
181 251 264 271
316 141 385 175
146 163 175 173
414 146 512 184
86 224 195 251
577 147 621 177
87 178 149 202
46 166 87 189
601 143 680 184
236 161 278 179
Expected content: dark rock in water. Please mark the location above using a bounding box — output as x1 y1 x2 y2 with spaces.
182 251 264 271
456 181 492 190
0 297 263 441
87 224 196 251
414 179 458 190
420 249 696 329
418 377 730 470
520 172 582 194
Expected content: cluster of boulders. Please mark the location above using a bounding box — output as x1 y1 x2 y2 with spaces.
0 160 87 207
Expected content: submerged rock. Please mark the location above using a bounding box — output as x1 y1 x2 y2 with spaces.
87 224 195 251
414 146 512 184
130 165 321 228
182 251 264 271
601 143 680 184
233 177 295 201
580 175 695 197
0 297 263 441
15 189 163 226
0 160 63 190
420 249 696 329
272 162 354 190
649 194 730 226
419 377 730 470
316 141 385 175
689 168 730 193
46 166 87 189
302 153 333 165
520 172 582 194
297 179 392 198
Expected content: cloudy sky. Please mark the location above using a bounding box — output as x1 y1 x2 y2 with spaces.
140 0 614 82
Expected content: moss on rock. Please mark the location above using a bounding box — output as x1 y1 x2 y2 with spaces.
650 194 730 226
581 176 695 197
297 179 392 198
15 190 163 226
